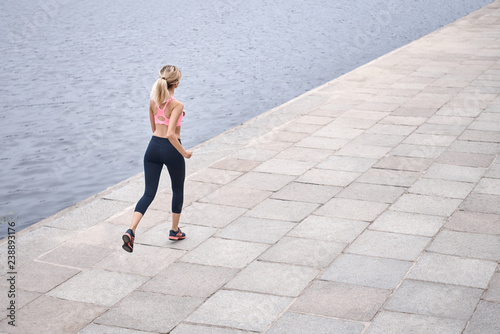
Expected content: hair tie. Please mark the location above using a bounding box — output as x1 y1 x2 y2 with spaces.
161 77 167 81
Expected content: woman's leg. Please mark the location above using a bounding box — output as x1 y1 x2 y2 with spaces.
166 154 185 232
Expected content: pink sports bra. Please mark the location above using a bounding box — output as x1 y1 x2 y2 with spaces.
154 97 183 126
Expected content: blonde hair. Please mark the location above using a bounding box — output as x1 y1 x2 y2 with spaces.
150 65 182 106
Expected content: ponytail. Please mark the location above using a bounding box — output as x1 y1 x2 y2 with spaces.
150 65 182 107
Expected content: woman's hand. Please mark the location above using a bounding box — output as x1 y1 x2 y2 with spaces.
183 150 193 159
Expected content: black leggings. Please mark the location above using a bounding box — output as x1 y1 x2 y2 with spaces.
135 136 185 214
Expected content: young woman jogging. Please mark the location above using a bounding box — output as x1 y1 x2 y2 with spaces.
122 65 193 253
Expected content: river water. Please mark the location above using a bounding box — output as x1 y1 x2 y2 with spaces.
0 0 493 238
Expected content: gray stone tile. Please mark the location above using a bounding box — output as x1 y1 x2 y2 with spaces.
186 290 292 332
95 291 204 333
374 156 434 172
216 216 295 244
460 193 500 215
316 156 378 172
274 146 332 162
366 311 466 334
338 183 406 203
225 261 319 297
416 123 467 136
189 168 243 185
444 211 500 235
282 122 323 134
381 115 427 126
409 178 475 199
485 163 500 178
428 230 500 261
424 164 486 182
70 222 124 251
347 230 430 261
230 171 295 191
15 226 74 266
253 158 316 176
437 151 496 168
322 254 412 289
366 124 417 136
210 158 261 172
289 281 390 321
350 133 406 147
199 185 271 208
370 211 445 237
390 144 446 159
171 324 250 334
180 238 269 269
287 215 368 243
17 261 80 293
94 244 185 276
460 129 500 143
448 140 499 154
403 133 457 146
45 198 130 231
329 117 378 129
37 241 114 268
385 280 483 320
103 179 145 203
390 194 462 216
484 273 500 303
294 136 349 150
426 115 473 126
315 198 388 221
230 147 278 161
474 178 500 195
356 169 421 187
259 237 345 268
297 168 361 186
79 324 153 334
105 207 170 231
139 223 216 251
267 312 365 334
296 114 335 125
271 182 341 204
464 301 500 334
314 125 365 139
335 144 392 159
408 252 496 288
47 269 149 307
141 262 238 298
245 199 318 222
0 295 106 334
181 202 247 228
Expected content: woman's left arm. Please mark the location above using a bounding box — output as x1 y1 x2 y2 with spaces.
149 100 156 133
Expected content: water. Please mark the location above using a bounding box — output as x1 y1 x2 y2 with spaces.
0 0 493 238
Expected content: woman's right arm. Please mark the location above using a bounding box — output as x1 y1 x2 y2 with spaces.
167 102 192 159
149 100 156 133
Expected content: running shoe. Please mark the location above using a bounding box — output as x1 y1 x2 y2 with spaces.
169 228 186 240
122 229 135 252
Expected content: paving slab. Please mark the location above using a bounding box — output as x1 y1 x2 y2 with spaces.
47 268 149 307
95 291 204 333
16 261 80 294
271 181 341 204
337 182 406 203
274 146 333 162
140 262 238 298
0 295 107 333
79 324 156 334
460 193 500 215
186 290 292 332
180 238 269 269
287 215 368 243
224 260 319 297
384 280 483 320
216 216 295 244
180 202 247 228
253 158 316 175
245 198 318 222
370 211 445 236
428 230 500 261
390 194 462 216
436 151 496 167
289 280 391 321
447 140 499 154
230 171 295 191
139 223 217 250
484 273 500 303
464 301 500 334
355 168 421 187
315 198 388 221
373 156 434 171
321 254 412 290
390 143 446 158
408 178 475 199
199 185 272 208
424 163 486 183
408 252 497 288
171 324 250 334
297 168 361 186
346 230 430 261
209 157 262 172
444 210 500 235
316 155 378 172
259 236 345 268
366 311 466 334
267 312 365 334
474 177 500 195
36 241 114 269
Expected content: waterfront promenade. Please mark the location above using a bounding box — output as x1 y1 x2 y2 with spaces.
1 1 500 333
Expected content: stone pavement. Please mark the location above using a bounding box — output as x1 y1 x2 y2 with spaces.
1 1 500 333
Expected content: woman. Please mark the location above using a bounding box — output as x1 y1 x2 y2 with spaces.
122 65 193 253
